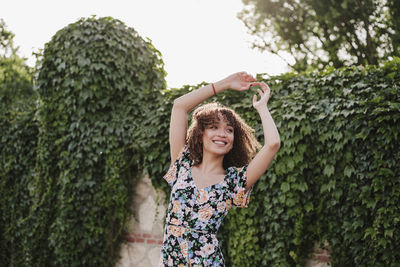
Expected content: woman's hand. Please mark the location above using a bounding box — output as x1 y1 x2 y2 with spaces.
223 72 257 91
251 82 271 111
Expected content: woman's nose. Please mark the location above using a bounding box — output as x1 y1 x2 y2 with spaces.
217 129 227 137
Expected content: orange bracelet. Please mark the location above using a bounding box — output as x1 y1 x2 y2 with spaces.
211 83 216 96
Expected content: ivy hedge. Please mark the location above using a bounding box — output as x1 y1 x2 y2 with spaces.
0 109 37 265
1 15 399 267
222 61 400 267
219 59 400 267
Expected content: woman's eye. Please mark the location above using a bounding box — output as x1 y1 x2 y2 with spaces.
227 128 233 133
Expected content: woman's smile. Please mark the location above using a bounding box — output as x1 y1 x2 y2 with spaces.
212 140 228 145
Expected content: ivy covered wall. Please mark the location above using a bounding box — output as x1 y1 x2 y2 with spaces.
219 61 400 266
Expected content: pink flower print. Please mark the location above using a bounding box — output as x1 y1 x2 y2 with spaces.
217 201 226 213
225 199 232 210
170 218 182 226
201 244 215 257
198 204 214 222
180 240 188 257
233 189 248 206
164 164 176 184
196 189 208 204
171 200 181 213
199 235 208 243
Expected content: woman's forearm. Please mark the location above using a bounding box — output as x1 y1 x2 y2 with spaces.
173 79 230 112
258 106 281 149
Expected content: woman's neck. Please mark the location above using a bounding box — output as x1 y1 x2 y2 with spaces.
195 152 225 175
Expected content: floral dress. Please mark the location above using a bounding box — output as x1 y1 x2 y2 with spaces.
159 146 253 267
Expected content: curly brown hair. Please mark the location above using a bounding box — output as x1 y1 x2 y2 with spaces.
187 102 261 169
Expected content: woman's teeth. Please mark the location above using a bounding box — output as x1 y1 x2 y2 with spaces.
213 141 226 145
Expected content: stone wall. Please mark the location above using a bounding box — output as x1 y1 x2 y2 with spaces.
116 175 166 267
116 175 331 267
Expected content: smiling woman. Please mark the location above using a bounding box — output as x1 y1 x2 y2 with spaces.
159 72 281 266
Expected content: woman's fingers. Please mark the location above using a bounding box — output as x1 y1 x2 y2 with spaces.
260 82 268 91
252 82 268 90
240 71 256 82
263 83 270 93
253 88 265 103
252 82 270 97
240 83 252 91
228 72 257 91
251 81 271 109
247 75 257 82
253 94 258 103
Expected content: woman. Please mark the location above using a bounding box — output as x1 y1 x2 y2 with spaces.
159 72 280 266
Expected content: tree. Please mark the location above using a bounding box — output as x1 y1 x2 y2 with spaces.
239 0 400 72
0 19 17 57
0 19 34 111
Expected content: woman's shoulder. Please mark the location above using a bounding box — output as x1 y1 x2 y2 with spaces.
174 144 192 166
226 165 247 175
225 165 248 184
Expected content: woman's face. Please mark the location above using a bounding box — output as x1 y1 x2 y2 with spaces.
202 116 234 157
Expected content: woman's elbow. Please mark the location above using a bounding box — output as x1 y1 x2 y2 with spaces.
173 98 182 108
173 97 188 111
267 139 280 152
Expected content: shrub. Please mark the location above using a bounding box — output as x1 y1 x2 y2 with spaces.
25 16 165 266
0 19 36 265
0 109 37 266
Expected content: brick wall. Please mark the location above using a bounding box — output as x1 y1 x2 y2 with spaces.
306 242 331 267
125 232 163 246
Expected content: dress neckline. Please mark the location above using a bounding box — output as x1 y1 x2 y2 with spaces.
189 166 231 191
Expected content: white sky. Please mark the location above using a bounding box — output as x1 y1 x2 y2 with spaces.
1 0 290 88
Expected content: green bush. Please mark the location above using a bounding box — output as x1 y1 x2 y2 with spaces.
0 109 37 266
24 16 165 266
222 60 400 267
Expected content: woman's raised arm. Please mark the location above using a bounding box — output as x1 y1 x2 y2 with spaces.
246 82 281 191
169 72 256 163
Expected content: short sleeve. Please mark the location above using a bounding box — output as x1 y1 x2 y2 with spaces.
228 165 253 208
163 145 191 187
